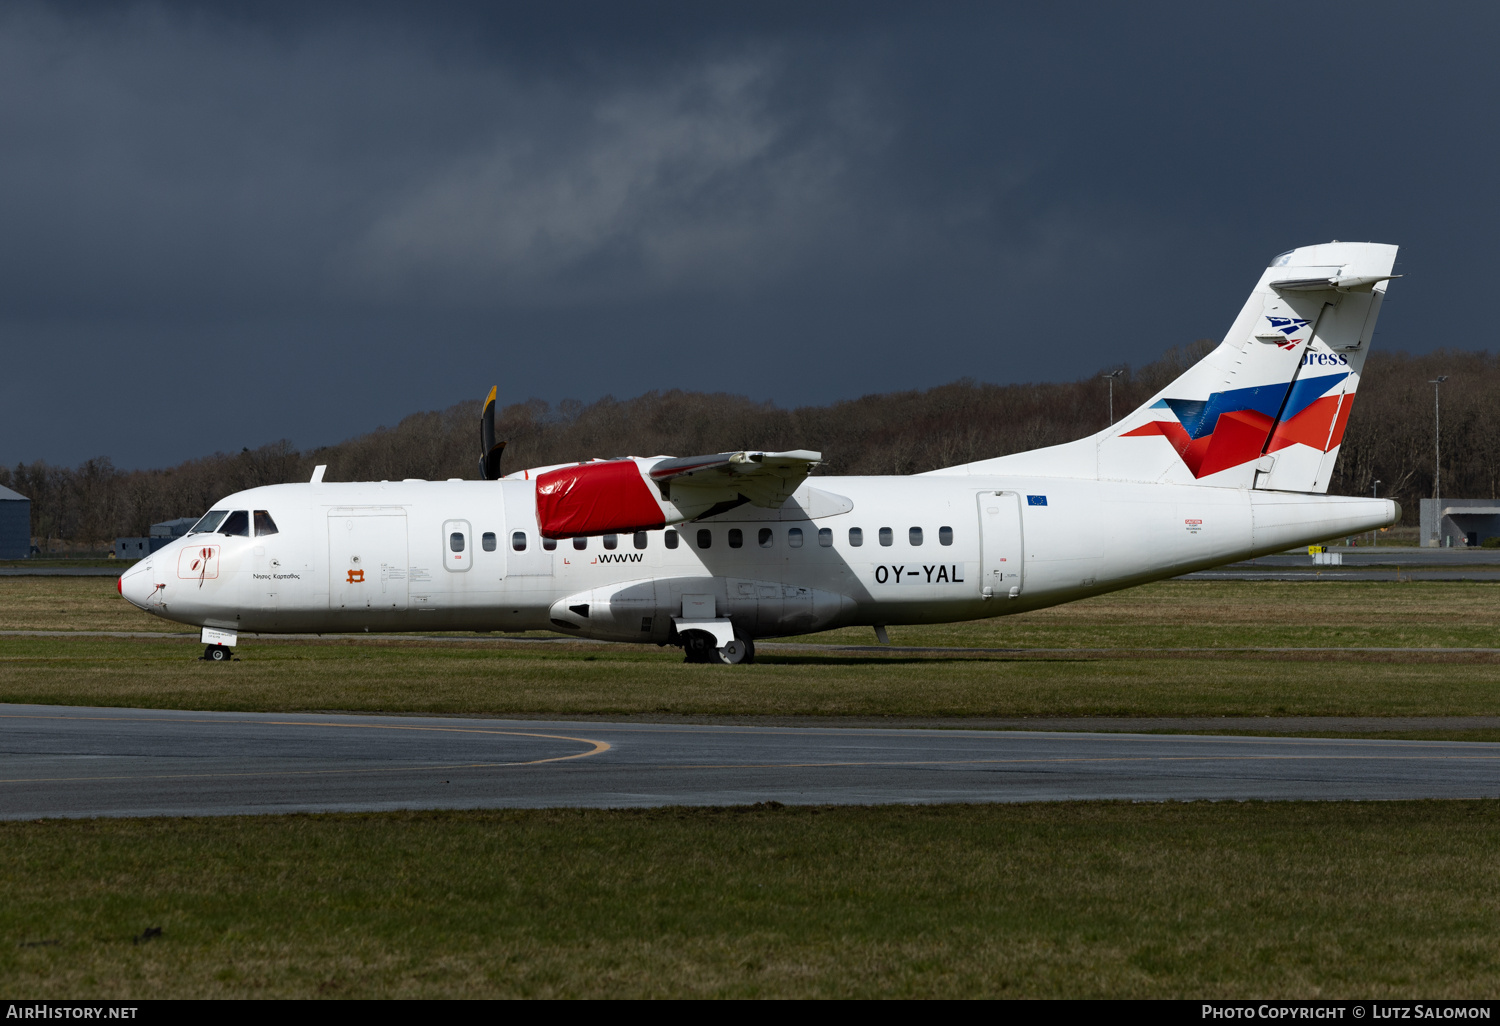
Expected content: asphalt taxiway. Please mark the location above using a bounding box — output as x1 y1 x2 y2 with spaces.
4 704 1500 819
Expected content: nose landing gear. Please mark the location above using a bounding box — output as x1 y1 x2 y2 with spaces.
198 628 238 662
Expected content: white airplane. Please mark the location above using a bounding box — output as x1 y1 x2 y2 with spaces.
121 241 1401 663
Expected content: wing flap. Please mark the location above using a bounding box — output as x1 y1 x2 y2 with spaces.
655 450 822 512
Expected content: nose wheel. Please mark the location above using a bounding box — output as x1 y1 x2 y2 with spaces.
203 644 233 662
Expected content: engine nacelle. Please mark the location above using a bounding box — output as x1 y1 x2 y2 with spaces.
535 460 666 539
533 450 823 539
547 576 854 642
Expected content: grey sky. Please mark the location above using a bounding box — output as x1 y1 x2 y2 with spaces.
1 2 1491 468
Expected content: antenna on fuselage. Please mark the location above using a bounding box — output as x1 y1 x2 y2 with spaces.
479 386 506 480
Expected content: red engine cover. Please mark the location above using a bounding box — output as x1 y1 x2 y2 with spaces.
535 460 666 538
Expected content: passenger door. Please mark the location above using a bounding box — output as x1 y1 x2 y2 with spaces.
977 491 1024 599
328 508 409 610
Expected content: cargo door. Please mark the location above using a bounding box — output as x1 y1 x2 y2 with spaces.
977 491 1024 600
328 508 409 610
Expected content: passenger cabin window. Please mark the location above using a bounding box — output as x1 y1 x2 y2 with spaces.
191 510 228 535
221 511 250 537
450 532 466 553
939 526 954 546
543 537 557 550
758 528 774 548
879 527 893 546
818 527 832 547
511 532 527 552
573 537 587 550
482 532 497 551
253 511 278 537
665 530 679 549
849 527 863 547
728 529 743 548
697 529 712 549
634 531 648 550
909 527 923 546
603 534 618 550
788 528 803 548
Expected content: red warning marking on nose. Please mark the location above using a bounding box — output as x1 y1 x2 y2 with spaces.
347 569 365 583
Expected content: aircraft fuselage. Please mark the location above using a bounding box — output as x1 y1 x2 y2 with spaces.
121 474 1396 643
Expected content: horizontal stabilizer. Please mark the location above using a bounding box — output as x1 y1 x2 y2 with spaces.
1272 274 1400 293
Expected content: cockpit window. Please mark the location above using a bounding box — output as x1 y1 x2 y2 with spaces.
220 510 250 537
189 510 228 535
254 511 278 537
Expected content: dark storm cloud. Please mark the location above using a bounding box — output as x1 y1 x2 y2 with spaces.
1 2 1495 468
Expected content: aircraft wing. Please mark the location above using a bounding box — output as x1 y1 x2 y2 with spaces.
532 450 822 538
650 450 822 510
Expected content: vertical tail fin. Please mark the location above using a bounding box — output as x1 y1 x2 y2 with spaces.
934 241 1398 490
1105 241 1396 491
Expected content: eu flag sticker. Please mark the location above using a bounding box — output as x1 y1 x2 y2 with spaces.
1027 495 1048 506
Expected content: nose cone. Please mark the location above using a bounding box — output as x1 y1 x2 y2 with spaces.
119 560 157 611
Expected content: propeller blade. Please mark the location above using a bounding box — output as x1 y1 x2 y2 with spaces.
479 386 506 480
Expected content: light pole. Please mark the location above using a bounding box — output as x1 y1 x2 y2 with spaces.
1430 376 1448 546
1102 369 1124 425
1371 479 1382 548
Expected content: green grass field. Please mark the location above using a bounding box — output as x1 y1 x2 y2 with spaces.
6 578 1500 998
4 577 1500 726
5 634 1500 721
6 574 1500 647
6 801 1500 999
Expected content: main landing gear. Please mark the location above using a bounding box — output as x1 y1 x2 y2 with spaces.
202 644 233 662
680 630 755 665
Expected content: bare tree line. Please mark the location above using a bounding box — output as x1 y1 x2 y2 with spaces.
4 343 1492 548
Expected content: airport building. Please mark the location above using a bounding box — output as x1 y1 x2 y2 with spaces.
1420 498 1500 548
0 485 31 559
114 517 198 560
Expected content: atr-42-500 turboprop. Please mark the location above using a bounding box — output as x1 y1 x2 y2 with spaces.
122 241 1402 663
